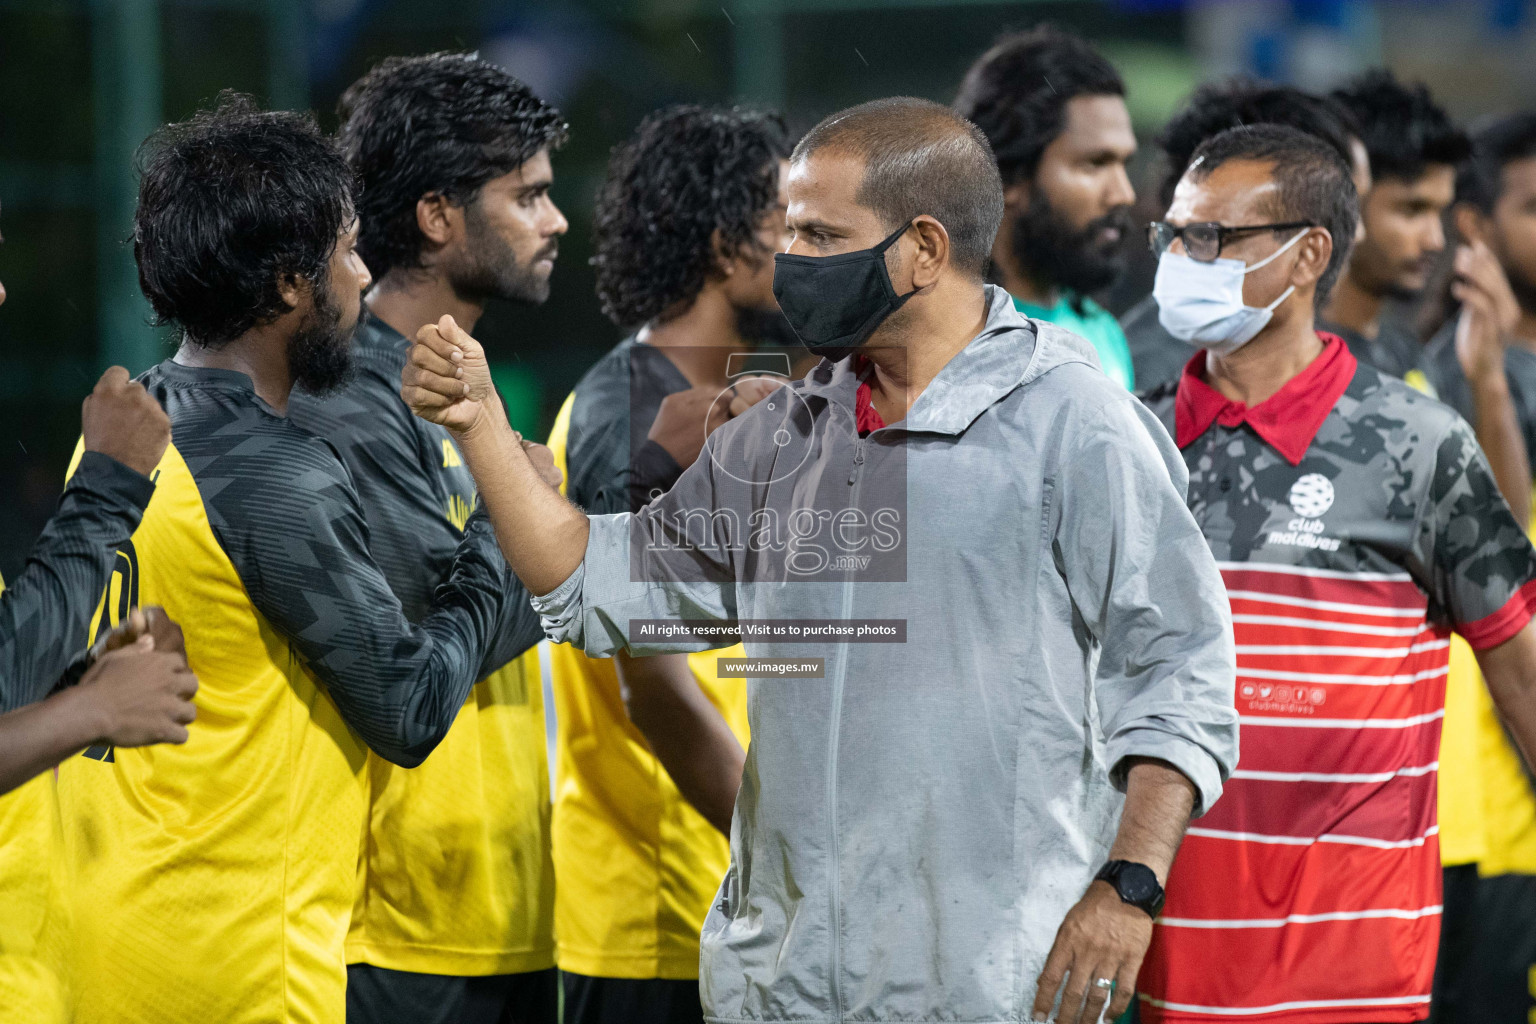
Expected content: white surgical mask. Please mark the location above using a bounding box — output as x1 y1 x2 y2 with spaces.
1153 229 1309 355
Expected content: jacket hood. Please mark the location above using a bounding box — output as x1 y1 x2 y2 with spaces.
798 284 1105 437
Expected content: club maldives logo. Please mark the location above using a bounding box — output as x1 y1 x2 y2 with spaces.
1288 473 1335 518
1265 472 1341 552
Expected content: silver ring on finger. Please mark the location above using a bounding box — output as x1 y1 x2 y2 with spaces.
1093 977 1115 990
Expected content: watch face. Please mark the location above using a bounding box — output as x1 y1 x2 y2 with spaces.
1119 865 1158 903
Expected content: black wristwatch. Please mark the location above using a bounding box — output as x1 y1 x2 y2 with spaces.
1095 860 1165 918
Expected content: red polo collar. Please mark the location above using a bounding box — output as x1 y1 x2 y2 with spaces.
852 357 886 434
1174 333 1356 466
855 379 885 434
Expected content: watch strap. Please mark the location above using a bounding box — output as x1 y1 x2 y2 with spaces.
1095 859 1166 918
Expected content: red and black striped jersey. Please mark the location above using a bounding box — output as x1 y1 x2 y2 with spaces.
1138 337 1536 1024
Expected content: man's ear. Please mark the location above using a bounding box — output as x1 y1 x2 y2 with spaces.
276 271 306 312
416 193 460 252
1291 227 1334 291
906 215 951 290
1454 202 1490 248
709 226 737 279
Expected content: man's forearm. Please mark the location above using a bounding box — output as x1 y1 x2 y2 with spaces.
0 687 104 796
1477 624 1536 772
615 651 745 835
1033 756 1193 1024
1469 373 1533 527
1107 757 1198 883
457 407 590 596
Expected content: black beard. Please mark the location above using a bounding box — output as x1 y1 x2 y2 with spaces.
1008 193 1133 297
451 202 554 306
289 282 355 395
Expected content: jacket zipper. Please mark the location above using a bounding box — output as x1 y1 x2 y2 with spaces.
827 434 868 1020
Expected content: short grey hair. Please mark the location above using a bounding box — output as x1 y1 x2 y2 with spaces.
794 97 1005 278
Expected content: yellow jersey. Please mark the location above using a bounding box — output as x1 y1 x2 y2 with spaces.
59 438 369 1024
0 772 71 1024
0 453 157 1024
346 650 553 975
287 314 553 976
546 358 750 979
0 560 71 1024
1439 490 1536 873
58 361 521 1022
1438 637 1488 866
1468 489 1536 876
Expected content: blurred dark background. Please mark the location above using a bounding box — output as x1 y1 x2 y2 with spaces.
3 0 1536 579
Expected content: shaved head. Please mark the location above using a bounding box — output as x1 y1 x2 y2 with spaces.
793 97 1004 277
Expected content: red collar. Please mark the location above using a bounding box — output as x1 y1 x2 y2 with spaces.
1174 333 1356 466
855 379 885 434
853 356 886 434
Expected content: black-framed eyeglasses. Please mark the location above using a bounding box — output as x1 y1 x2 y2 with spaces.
1147 220 1315 263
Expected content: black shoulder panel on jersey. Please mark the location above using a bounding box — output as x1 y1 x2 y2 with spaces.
287 315 542 675
0 451 154 711
1424 324 1536 462
143 360 513 767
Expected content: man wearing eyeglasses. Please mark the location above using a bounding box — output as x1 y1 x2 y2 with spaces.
1136 122 1536 1024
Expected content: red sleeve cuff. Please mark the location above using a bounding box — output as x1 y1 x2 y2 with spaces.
1458 577 1536 651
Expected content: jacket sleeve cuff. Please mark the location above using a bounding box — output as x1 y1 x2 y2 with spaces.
1107 725 1232 819
529 560 586 646
70 450 156 513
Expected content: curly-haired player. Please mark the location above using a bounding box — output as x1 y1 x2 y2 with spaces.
552 104 790 1024
592 105 788 333
285 52 569 1024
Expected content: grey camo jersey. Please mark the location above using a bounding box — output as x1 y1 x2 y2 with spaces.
287 314 542 671
1141 360 1536 630
0 452 155 711
140 359 518 767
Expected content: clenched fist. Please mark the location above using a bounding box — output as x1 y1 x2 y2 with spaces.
76 637 199 748
95 606 187 664
401 315 500 435
83 366 171 477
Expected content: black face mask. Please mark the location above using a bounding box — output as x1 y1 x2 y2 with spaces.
773 222 913 361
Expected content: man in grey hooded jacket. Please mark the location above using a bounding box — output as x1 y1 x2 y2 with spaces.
402 97 1239 1024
